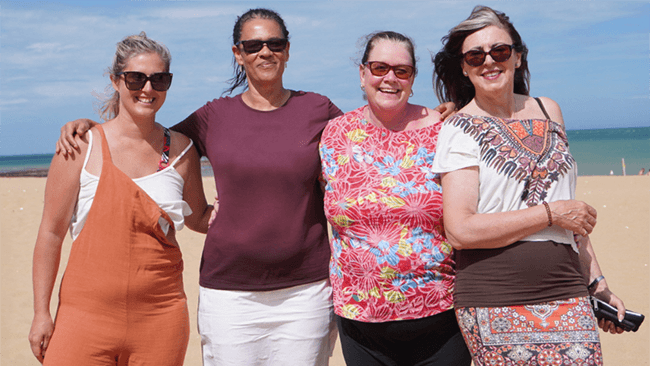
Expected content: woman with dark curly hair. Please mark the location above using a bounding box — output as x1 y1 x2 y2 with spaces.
431 5 626 365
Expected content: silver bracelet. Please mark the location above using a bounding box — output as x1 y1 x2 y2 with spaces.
587 275 605 290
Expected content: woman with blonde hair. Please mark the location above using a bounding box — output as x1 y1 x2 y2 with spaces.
29 32 212 365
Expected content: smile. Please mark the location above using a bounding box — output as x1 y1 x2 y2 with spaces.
482 70 502 79
136 97 154 103
379 87 400 94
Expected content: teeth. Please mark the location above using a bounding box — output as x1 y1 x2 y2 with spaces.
138 97 153 103
379 88 399 94
484 71 500 78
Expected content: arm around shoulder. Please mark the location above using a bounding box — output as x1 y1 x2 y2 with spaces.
56 118 99 157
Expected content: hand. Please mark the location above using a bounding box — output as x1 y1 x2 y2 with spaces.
433 101 457 121
548 200 597 236
208 196 218 228
28 314 54 363
594 291 626 334
55 118 97 157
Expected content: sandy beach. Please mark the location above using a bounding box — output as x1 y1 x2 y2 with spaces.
2 176 648 365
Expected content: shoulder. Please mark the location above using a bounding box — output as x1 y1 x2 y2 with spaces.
168 129 193 159
323 106 364 134
419 105 442 125
290 90 336 108
529 96 564 125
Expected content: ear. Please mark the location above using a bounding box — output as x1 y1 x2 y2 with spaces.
232 44 244 68
284 41 290 62
359 64 366 86
515 52 522 68
111 74 120 92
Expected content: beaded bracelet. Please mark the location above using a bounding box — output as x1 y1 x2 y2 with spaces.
542 201 552 227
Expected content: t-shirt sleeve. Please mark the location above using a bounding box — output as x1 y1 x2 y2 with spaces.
328 99 344 119
431 122 480 173
171 105 210 157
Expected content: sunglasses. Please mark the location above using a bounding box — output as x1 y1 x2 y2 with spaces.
236 38 288 53
462 44 514 67
116 71 173 91
365 61 415 80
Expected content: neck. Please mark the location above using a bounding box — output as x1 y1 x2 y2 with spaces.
366 103 413 131
473 87 518 119
110 113 159 142
242 79 289 111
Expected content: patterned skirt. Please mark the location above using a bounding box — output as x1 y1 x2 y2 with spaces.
455 296 602 365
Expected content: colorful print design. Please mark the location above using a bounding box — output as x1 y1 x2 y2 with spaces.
456 297 602 365
448 113 574 206
319 107 455 323
157 128 171 172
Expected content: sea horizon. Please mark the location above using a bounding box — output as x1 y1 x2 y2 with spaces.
1 126 649 177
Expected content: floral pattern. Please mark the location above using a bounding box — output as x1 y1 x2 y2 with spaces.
319 106 455 322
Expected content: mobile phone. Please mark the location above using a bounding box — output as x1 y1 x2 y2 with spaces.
590 296 645 332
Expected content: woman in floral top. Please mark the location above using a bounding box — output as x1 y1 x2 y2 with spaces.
320 31 471 366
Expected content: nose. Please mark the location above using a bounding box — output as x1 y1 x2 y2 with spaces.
258 43 273 56
383 69 399 81
140 79 155 92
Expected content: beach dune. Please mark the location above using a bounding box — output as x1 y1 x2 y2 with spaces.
1 176 648 365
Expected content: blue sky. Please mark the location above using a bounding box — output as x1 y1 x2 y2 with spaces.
1 0 648 156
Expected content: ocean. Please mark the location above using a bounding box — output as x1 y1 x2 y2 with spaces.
1 127 648 177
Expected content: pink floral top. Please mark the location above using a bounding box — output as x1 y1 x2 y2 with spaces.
319 106 455 322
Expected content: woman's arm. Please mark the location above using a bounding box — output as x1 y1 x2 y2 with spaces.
440 167 598 250
177 144 213 234
576 235 626 334
56 119 98 156
28 136 87 363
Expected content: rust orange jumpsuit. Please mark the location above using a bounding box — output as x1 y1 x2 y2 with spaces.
44 126 189 365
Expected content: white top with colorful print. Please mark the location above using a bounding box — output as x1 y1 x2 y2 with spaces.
432 113 577 250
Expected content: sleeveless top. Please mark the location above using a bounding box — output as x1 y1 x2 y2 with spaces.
70 129 193 240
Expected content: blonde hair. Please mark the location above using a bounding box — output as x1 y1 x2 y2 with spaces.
98 32 171 121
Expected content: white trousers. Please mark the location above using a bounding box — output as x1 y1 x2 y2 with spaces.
198 279 335 366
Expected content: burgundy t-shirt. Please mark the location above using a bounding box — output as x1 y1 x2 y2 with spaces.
173 91 343 291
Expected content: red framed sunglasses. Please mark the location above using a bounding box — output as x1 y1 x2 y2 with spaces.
364 61 415 80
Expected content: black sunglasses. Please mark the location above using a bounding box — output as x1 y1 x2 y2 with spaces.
116 71 173 91
365 61 415 80
235 38 288 53
462 44 514 67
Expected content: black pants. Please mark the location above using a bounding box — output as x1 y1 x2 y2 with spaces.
336 310 471 366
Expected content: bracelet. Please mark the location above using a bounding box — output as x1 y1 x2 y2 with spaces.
588 275 605 290
542 201 552 227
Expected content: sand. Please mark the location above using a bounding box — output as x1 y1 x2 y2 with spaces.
1 176 648 365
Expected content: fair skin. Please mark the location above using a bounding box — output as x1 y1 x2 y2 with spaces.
28 52 213 363
360 39 441 131
440 25 625 333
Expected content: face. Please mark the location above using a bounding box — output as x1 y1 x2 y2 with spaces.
359 39 414 113
461 25 521 95
233 18 290 86
112 52 167 120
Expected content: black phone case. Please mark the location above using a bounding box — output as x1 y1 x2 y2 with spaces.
590 297 645 332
